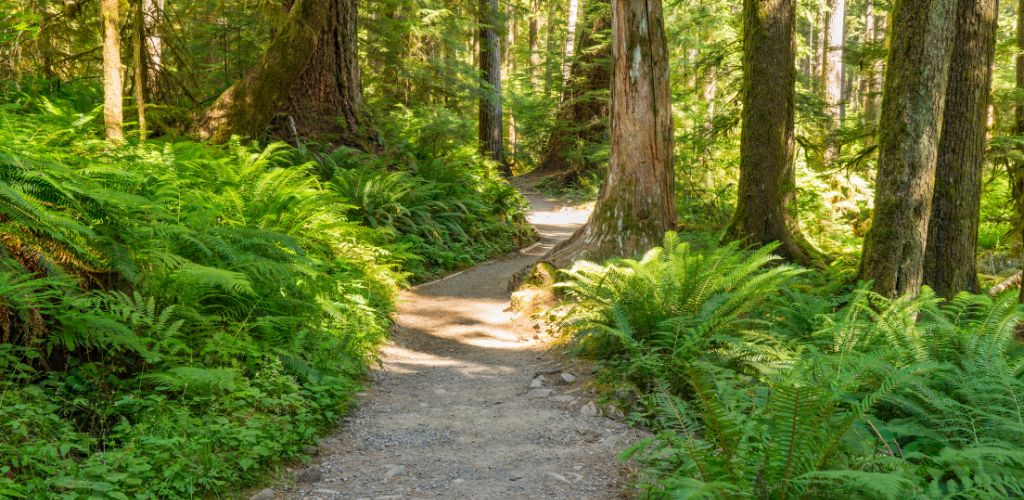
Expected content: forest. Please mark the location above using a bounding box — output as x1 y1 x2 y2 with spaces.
1 0 1024 497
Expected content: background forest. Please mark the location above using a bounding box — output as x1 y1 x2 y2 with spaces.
2 0 1024 497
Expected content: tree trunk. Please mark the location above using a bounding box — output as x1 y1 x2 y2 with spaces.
922 0 998 298
541 0 675 268
1016 0 1024 305
193 0 372 147
533 0 611 180
101 0 124 142
561 0 581 87
529 0 541 86
726 0 820 267
821 0 846 167
859 0 957 298
143 0 163 98
479 0 509 174
133 0 147 141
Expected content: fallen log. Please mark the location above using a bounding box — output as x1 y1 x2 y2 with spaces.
989 271 1023 297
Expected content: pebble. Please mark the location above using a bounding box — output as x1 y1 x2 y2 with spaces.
250 488 275 500
560 372 577 384
383 464 406 483
296 467 322 483
528 388 554 398
580 401 601 417
530 375 546 388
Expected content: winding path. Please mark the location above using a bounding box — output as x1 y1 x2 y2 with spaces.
278 180 639 499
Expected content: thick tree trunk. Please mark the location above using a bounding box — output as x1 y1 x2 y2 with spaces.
541 0 675 268
922 0 998 299
726 0 820 267
479 0 509 174
561 0 581 86
193 0 372 147
859 0 957 298
533 0 610 180
821 0 845 167
101 0 123 142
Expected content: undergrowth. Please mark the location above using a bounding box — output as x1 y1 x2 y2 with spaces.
0 95 531 497
555 232 1024 499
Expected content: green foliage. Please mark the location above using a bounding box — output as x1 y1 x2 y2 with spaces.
556 234 1024 498
0 96 531 497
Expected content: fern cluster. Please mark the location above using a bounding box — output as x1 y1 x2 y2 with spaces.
556 232 1024 499
0 95 531 497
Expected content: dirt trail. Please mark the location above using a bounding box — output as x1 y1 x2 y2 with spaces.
278 179 640 499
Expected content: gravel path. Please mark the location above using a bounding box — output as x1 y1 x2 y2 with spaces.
274 180 640 499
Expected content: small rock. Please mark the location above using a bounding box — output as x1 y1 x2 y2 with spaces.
528 388 554 398
603 404 626 421
580 401 601 417
302 445 319 456
383 464 406 483
250 488 275 500
559 372 577 384
296 467 322 483
529 376 546 388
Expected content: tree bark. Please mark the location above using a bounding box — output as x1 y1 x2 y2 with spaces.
859 0 957 298
561 0 581 87
133 0 147 141
529 0 541 86
821 0 846 167
143 0 163 98
533 0 610 180
479 0 510 174
193 0 372 147
725 0 821 267
922 0 998 298
541 0 675 268
101 0 124 142
1016 0 1024 305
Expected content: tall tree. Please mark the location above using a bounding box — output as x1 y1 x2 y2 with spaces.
561 0 581 86
541 0 674 267
1016 0 1024 303
193 0 372 147
821 0 846 166
142 0 163 97
478 0 509 174
533 0 610 180
859 0 882 124
101 0 123 142
922 0 998 298
726 0 820 267
529 0 542 85
859 0 957 298
133 0 146 140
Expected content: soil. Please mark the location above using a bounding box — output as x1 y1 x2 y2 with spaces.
274 179 641 499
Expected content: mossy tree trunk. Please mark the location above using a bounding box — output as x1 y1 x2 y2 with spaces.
922 0 998 299
101 0 123 142
542 0 675 268
478 0 510 175
859 0 957 298
725 0 821 268
533 0 610 181
821 0 845 167
193 0 372 147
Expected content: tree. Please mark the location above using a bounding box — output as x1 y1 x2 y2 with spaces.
478 0 510 174
133 0 147 141
533 0 610 180
821 0 845 167
859 0 957 298
921 0 998 298
101 0 123 142
561 0 581 86
142 0 163 98
529 0 541 85
725 0 820 267
541 0 675 268
1017 0 1024 304
193 0 372 147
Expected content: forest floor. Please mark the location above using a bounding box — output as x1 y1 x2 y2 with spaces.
261 177 641 499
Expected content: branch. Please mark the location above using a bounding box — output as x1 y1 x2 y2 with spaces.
989 271 1023 297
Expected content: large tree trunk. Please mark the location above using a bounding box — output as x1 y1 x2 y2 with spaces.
859 0 957 298
133 0 147 141
725 0 820 267
821 0 846 167
533 0 611 180
922 0 998 299
529 0 541 86
561 0 581 86
541 0 675 268
479 0 510 174
193 0 372 147
101 0 123 142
